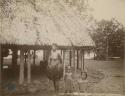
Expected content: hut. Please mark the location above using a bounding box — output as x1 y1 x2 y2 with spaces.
0 0 95 93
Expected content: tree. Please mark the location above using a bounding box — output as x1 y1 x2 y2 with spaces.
90 19 125 60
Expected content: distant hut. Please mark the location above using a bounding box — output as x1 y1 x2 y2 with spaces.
0 0 94 91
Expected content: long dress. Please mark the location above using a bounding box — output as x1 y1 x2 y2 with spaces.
64 72 74 92
47 50 63 81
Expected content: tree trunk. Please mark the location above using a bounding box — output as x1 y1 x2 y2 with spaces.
19 50 25 85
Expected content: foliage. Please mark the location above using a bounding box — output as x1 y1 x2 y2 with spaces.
91 19 125 60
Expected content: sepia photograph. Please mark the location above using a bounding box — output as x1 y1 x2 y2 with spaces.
0 0 124 96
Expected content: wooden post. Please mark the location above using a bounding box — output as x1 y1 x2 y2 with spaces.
24 52 27 64
82 50 85 71
73 49 76 74
62 50 63 62
43 50 45 61
19 49 25 85
81 49 85 72
0 45 2 96
69 50 72 66
33 50 36 65
81 50 83 72
12 49 18 78
43 50 49 61
63 50 65 79
27 50 31 84
61 50 63 55
106 37 109 60
12 49 18 67
77 50 79 69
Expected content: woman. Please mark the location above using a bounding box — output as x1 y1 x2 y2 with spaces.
47 43 63 93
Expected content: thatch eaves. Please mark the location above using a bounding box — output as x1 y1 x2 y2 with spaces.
0 0 95 48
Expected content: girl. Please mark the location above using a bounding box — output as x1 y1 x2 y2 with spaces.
64 66 74 93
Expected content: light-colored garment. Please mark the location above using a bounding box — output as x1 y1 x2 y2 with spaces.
50 50 60 59
64 72 74 92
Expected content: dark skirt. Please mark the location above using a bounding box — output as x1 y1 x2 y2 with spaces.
47 59 63 81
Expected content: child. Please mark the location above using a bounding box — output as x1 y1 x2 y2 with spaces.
81 71 87 80
64 66 74 93
78 71 88 92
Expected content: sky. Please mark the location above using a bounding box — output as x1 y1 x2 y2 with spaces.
89 0 125 26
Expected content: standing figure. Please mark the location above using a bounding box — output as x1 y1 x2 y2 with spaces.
47 43 63 93
64 66 74 93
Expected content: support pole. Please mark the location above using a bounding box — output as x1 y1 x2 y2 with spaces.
19 49 25 85
106 37 109 60
82 50 85 71
81 50 83 72
12 49 18 67
43 50 49 61
43 50 45 61
0 45 2 96
81 50 85 72
27 50 31 84
63 50 65 79
61 50 63 55
77 50 79 69
73 49 76 74
61 50 63 63
24 52 27 64
12 49 18 78
33 50 36 65
69 50 72 66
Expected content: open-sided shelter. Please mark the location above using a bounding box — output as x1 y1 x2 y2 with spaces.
0 0 95 92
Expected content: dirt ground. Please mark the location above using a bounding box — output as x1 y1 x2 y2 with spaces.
85 59 124 94
2 59 124 96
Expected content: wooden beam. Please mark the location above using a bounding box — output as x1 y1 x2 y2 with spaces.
2 44 94 51
19 49 25 85
27 50 31 84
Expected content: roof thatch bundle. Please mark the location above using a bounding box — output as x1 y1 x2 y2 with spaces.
0 0 94 48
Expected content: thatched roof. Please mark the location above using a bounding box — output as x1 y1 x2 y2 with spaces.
0 0 94 48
